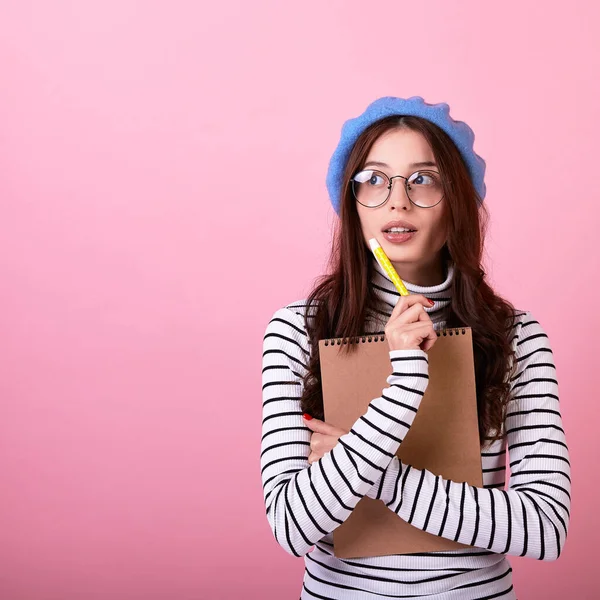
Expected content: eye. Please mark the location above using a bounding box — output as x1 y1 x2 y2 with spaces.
354 170 387 187
409 171 439 186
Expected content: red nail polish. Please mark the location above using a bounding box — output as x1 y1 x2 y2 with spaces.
302 413 313 420
427 298 435 306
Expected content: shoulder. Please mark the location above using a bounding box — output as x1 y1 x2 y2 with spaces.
262 298 322 353
508 309 555 379
264 298 320 336
510 309 552 349
262 300 321 375
282 299 317 322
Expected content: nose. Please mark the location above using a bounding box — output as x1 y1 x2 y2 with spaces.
388 176 411 210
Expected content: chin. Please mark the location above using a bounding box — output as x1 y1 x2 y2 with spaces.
388 253 416 264
383 248 418 263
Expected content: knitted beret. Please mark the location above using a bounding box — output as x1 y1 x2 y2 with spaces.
325 96 486 214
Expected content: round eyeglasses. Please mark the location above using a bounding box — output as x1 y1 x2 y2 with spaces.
351 169 445 209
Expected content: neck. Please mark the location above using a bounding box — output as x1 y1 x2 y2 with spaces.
391 255 447 287
369 253 455 332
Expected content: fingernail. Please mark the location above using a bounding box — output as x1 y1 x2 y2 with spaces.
302 413 313 420
427 298 435 306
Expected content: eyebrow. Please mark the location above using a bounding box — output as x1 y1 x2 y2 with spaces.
363 160 437 170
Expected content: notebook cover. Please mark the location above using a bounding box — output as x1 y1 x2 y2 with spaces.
318 328 483 558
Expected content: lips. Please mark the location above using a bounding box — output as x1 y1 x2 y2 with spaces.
382 230 417 244
381 219 417 232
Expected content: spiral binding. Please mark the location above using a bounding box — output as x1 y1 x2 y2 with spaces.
322 327 467 346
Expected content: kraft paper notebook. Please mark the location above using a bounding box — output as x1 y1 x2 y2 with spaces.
318 327 483 559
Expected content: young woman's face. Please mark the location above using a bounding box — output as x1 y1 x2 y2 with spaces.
356 128 448 273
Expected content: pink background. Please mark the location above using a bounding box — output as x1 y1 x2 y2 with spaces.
0 1 597 598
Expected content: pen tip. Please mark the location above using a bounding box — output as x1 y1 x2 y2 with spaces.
368 238 380 252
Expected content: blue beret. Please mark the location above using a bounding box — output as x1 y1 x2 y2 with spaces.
325 96 486 215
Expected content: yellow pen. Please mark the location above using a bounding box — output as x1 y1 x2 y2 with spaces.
368 238 409 296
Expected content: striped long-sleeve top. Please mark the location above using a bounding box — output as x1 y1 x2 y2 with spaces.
260 258 571 599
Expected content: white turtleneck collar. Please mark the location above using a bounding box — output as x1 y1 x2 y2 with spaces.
369 255 455 332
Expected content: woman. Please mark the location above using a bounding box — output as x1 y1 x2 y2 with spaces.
260 96 570 599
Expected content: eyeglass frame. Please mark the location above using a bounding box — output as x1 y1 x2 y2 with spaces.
350 168 447 209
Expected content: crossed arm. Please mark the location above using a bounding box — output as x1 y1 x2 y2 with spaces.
261 307 570 560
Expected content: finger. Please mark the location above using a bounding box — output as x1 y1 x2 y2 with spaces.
420 326 438 352
309 435 338 460
388 294 434 323
310 432 325 451
391 320 434 333
303 415 346 436
387 321 438 352
388 295 408 322
400 321 438 351
385 305 433 343
312 433 340 451
394 302 432 325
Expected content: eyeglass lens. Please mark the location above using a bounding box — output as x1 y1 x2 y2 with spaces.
352 169 443 208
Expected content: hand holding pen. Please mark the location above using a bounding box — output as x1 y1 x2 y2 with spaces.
369 238 438 353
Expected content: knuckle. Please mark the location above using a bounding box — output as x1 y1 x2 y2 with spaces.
400 332 412 345
394 297 406 311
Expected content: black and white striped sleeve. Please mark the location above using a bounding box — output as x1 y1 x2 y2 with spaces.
260 306 430 557
365 311 571 560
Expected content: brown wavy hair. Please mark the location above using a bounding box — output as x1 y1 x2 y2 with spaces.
301 116 518 448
